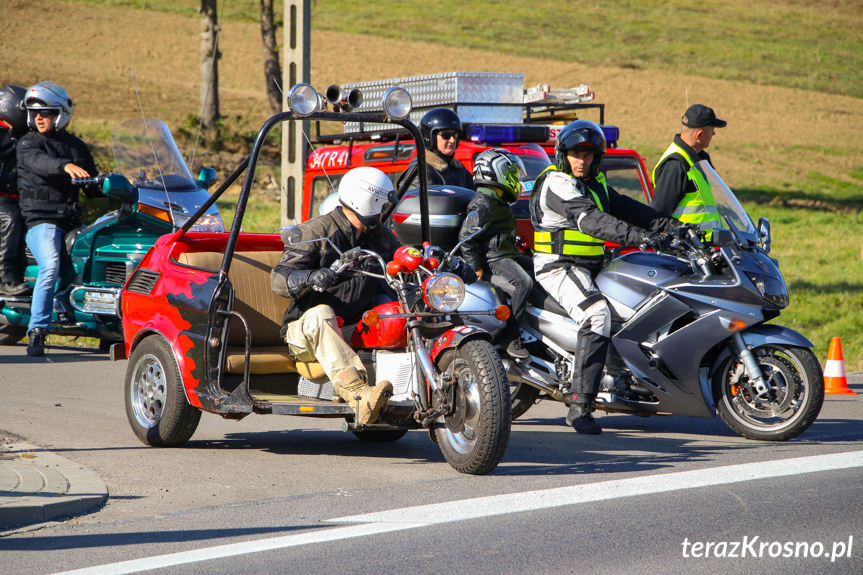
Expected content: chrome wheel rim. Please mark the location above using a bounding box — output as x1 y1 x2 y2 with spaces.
129 353 167 429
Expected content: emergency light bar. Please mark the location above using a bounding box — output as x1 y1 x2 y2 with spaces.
465 123 620 147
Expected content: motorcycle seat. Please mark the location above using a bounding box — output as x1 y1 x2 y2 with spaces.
528 284 571 318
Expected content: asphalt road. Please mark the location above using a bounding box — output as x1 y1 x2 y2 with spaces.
1 344 861 574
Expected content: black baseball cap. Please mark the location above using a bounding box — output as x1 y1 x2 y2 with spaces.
682 104 726 129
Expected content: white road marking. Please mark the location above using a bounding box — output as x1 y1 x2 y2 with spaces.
54 450 863 575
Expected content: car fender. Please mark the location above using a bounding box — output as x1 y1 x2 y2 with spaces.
127 327 204 409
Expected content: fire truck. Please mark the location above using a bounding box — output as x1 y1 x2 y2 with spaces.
300 72 654 246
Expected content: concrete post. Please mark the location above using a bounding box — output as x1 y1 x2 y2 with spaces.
281 0 310 226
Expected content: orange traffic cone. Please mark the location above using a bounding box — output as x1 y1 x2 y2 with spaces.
824 337 857 395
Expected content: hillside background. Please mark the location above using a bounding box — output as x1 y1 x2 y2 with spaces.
1 0 861 367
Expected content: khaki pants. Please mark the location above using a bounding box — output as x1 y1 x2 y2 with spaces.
284 304 365 383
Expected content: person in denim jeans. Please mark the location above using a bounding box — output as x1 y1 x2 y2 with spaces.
16 82 98 356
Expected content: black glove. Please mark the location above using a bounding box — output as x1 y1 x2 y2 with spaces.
639 231 673 252
309 268 338 291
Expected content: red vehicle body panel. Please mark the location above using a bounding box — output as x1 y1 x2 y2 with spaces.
122 232 285 410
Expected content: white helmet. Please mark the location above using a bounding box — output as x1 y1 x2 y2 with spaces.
24 81 74 132
337 166 396 229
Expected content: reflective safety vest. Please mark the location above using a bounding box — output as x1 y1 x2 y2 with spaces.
652 142 721 229
533 171 608 258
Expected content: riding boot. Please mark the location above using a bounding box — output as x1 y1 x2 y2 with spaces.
565 393 602 435
26 327 48 357
334 367 392 425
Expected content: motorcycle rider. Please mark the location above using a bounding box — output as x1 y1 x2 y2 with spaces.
270 166 400 425
530 120 678 434
650 104 726 233
458 148 532 359
396 107 474 197
0 85 30 297
17 81 99 356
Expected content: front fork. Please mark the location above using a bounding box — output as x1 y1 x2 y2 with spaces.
411 324 490 427
731 332 768 397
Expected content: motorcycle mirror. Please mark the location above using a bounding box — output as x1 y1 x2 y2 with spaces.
102 173 134 200
758 217 771 253
197 167 218 189
464 210 481 232
280 225 303 246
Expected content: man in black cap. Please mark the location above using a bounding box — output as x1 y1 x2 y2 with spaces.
649 104 727 230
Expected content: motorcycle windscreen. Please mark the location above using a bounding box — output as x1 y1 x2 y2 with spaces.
110 119 197 190
693 160 759 243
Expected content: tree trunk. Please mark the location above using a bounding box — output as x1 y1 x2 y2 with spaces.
199 0 220 138
260 0 282 114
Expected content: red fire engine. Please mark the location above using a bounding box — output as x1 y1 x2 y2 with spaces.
300 73 654 246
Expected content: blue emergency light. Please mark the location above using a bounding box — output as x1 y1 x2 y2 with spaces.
601 125 619 147
466 122 620 147
466 124 549 145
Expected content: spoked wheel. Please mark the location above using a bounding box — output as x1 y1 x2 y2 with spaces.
715 345 824 441
125 335 201 446
434 340 511 475
0 324 27 346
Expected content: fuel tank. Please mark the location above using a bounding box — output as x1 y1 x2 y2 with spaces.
350 300 408 349
595 252 691 313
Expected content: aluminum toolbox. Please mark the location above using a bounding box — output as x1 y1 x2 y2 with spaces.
343 72 525 133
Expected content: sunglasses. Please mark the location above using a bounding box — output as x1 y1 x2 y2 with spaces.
438 130 459 141
35 109 59 118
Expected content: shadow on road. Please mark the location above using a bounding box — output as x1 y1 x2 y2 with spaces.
0 524 322 551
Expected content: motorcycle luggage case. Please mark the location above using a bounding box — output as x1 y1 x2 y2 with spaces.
390 185 474 249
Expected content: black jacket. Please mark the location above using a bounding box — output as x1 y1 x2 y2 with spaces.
650 134 713 216
457 185 520 271
17 130 99 229
0 129 18 205
532 170 678 275
270 207 401 330
396 149 474 198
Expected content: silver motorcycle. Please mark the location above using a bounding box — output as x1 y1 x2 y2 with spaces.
459 161 823 441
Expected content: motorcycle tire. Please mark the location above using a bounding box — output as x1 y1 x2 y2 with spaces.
510 380 540 420
434 340 511 475
0 324 27 346
351 429 409 442
715 344 824 441
125 335 201 447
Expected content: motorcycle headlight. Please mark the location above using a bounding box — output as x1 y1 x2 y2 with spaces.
751 274 789 309
423 273 465 313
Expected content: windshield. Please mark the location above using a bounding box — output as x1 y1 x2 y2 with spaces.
110 119 196 189
510 143 552 180
694 160 759 243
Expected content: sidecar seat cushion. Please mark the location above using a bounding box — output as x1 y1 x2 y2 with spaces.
177 250 296 374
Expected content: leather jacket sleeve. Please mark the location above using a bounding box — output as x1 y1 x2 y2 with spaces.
457 193 491 271
607 184 680 235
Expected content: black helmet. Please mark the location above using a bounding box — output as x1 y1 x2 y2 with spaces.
420 107 463 154
0 85 27 137
472 148 527 203
555 120 606 179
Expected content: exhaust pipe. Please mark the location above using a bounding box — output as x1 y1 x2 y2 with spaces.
503 359 566 401
324 85 363 112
